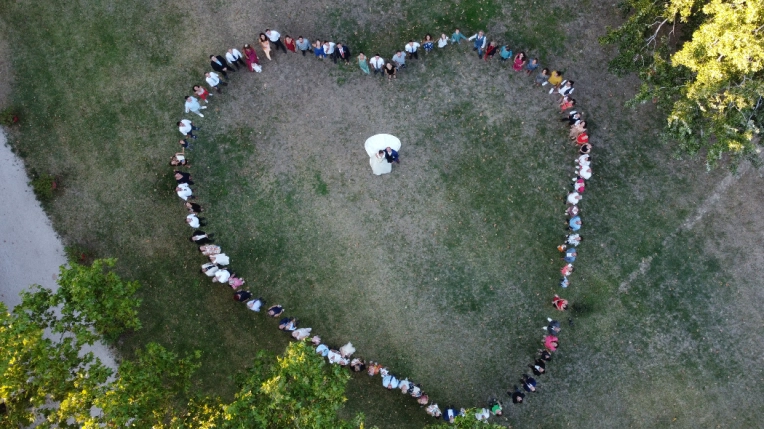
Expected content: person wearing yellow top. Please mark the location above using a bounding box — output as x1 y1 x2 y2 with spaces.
548 70 563 93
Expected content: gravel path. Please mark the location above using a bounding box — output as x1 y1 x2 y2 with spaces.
0 129 117 369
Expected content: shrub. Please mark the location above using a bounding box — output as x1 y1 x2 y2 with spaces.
0 108 19 126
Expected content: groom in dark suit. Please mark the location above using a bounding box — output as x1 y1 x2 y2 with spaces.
384 147 399 164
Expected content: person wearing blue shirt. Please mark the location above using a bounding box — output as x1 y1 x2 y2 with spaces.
568 216 582 231
564 247 577 263
499 45 512 61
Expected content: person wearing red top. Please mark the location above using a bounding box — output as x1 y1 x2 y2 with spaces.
552 294 569 310
484 41 497 61
560 97 576 112
284 35 296 53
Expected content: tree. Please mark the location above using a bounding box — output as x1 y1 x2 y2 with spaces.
222 341 365 429
601 0 764 168
22 258 142 342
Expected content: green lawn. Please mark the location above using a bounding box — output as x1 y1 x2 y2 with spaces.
2 0 763 427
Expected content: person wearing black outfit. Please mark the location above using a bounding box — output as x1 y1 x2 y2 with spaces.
538 349 552 362
520 374 537 392
185 201 202 213
508 387 525 404
209 55 233 79
174 170 193 185
334 43 351 64
189 230 213 245
529 359 546 376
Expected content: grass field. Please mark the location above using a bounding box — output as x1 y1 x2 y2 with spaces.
1 0 763 427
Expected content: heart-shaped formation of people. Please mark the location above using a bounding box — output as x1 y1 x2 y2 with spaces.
171 26 593 424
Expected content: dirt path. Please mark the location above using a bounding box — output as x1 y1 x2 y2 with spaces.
0 129 117 369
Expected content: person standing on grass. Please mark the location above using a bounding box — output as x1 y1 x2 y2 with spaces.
243 44 260 71
174 170 193 185
357 52 370 74
384 146 399 164
384 62 396 80
534 68 550 87
392 50 406 70
508 387 525 404
484 41 498 61
296 36 311 56
259 33 272 60
185 201 202 213
405 40 420 60
193 85 211 104
544 335 559 352
529 359 546 375
190 230 212 244
552 294 569 311
170 151 189 167
547 70 563 91
177 119 199 139
225 48 246 70
520 374 538 392
323 40 336 61
450 28 467 44
284 35 296 52
335 43 351 64
186 213 205 228
209 54 233 79
513 52 527 71
438 33 449 48
422 34 434 53
559 96 575 112
369 54 384 76
468 31 487 58
265 29 287 53
205 72 227 94
312 40 325 59
184 95 206 118
176 183 194 201
563 247 577 263
499 45 512 61
525 57 539 75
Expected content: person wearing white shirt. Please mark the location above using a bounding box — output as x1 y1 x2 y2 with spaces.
184 96 206 117
225 48 246 70
468 31 487 58
437 33 449 48
209 253 230 266
404 40 420 60
213 269 230 283
177 119 199 139
186 213 205 228
201 262 218 277
265 29 287 53
369 54 384 76
204 72 227 94
322 40 336 57
176 183 193 201
246 298 263 312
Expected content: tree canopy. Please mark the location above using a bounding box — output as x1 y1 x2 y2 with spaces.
601 0 764 167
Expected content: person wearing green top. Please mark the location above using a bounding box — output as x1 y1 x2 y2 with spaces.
357 52 370 74
490 399 503 416
450 28 468 44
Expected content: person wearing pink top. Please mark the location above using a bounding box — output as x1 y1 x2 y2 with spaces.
544 335 559 352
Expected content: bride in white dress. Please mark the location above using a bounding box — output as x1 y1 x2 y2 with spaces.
364 134 401 176
370 150 392 175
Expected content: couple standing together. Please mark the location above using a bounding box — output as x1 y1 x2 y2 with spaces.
365 134 403 176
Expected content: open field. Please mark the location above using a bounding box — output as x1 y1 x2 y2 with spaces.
1 0 763 427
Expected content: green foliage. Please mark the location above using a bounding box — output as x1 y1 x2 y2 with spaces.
87 343 202 427
601 0 764 167
0 107 19 126
222 341 364 429
0 302 112 427
22 258 141 342
30 173 56 201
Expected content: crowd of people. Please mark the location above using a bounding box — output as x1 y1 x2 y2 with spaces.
168 25 593 423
